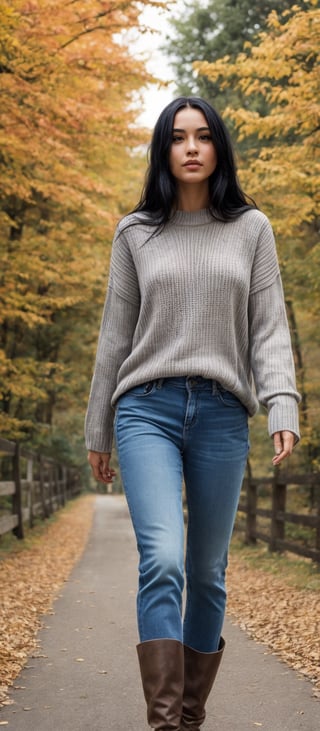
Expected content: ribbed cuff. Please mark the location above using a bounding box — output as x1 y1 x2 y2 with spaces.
85 430 113 454
267 394 300 443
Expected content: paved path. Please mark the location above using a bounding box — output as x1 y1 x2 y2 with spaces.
1 495 318 730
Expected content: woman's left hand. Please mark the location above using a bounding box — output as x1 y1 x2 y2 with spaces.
272 430 295 466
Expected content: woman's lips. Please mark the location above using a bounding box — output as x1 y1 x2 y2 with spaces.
183 161 202 167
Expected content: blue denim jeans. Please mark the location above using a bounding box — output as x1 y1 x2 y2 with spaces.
114 376 249 652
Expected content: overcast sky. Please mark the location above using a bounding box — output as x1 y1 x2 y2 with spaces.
130 4 179 128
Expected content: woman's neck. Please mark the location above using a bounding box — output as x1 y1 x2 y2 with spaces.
175 183 210 212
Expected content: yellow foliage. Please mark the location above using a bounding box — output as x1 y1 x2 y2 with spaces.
195 3 320 457
195 5 319 235
0 0 158 443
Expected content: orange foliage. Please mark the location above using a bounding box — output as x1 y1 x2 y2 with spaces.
0 0 159 444
195 3 319 238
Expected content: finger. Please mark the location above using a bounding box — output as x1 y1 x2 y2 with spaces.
91 460 104 482
283 430 295 452
100 458 116 483
99 455 109 479
272 431 295 465
92 467 104 482
88 452 114 484
87 454 100 479
272 434 283 464
272 450 288 466
273 431 283 456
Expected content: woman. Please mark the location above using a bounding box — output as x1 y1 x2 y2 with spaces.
85 97 300 730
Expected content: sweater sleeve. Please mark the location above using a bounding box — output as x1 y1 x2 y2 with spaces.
249 215 280 295
248 274 300 442
84 229 140 452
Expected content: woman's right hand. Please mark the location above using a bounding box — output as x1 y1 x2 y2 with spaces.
87 451 116 484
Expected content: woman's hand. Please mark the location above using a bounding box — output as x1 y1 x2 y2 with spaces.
88 451 116 484
272 431 295 466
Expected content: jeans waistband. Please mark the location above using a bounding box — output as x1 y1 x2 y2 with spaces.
154 376 219 393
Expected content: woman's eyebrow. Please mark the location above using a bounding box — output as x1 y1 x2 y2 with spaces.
172 126 210 132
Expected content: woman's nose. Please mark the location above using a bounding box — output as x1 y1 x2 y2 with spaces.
186 136 198 154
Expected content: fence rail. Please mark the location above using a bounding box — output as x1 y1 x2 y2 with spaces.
0 437 82 540
236 468 320 563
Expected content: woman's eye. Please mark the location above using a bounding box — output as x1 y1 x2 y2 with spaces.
172 135 184 143
199 134 212 141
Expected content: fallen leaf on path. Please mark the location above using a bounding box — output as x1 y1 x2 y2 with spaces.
0 496 95 707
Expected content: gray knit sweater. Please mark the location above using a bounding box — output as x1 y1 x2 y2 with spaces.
85 208 300 452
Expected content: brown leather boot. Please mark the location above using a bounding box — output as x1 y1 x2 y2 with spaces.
137 638 184 730
180 637 225 730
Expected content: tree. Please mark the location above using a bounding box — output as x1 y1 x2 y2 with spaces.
163 0 307 107
0 0 155 455
196 2 320 467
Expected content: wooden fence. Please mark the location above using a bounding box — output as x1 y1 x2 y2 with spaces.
0 437 82 540
236 467 320 564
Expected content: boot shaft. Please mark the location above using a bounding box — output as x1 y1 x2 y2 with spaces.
137 638 184 730
181 637 225 730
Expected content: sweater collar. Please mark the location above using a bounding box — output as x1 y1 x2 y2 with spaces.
169 208 214 226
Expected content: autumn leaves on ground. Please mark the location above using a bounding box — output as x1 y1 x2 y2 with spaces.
0 495 95 708
0 495 319 711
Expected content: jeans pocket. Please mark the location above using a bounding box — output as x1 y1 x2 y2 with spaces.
124 381 157 398
217 386 244 409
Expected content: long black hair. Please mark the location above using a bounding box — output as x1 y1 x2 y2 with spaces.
133 96 255 224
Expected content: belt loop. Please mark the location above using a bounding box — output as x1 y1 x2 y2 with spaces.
212 380 218 394
156 378 164 389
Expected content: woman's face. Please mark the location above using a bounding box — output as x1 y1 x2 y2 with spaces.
169 106 217 185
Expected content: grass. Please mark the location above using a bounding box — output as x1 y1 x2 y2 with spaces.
230 534 320 592
0 518 55 558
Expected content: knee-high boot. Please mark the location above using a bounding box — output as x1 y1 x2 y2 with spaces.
137 638 184 730
180 637 225 730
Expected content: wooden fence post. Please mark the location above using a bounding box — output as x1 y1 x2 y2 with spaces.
0 439 83 540
316 483 320 556
53 464 59 507
39 455 49 519
270 467 286 553
27 457 34 528
12 442 24 539
61 466 67 506
48 464 54 515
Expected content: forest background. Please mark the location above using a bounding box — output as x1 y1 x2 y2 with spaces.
0 0 319 485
